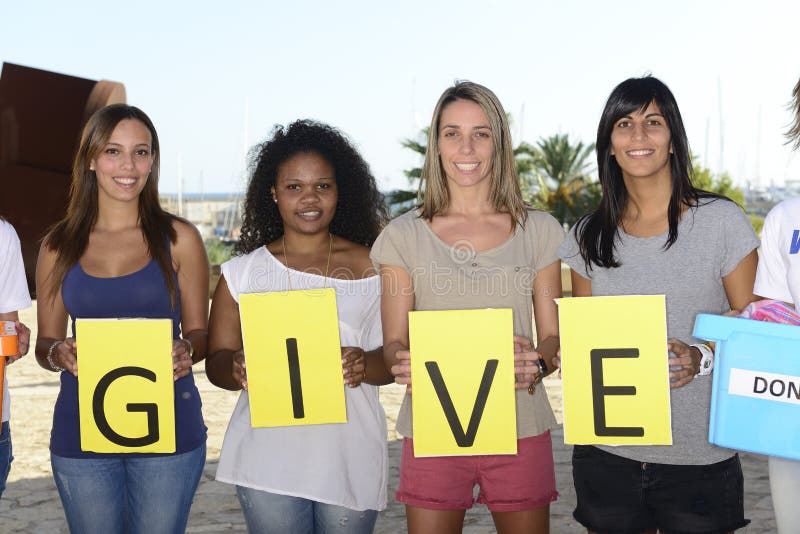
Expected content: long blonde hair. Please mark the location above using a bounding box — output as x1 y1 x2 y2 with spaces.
787 78 800 150
419 80 526 227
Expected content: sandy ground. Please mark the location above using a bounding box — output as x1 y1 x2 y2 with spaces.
0 304 777 533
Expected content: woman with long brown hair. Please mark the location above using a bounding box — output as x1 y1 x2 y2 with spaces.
35 104 209 533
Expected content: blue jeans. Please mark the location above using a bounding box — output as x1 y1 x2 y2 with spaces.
51 443 206 534
0 421 12 499
236 485 378 534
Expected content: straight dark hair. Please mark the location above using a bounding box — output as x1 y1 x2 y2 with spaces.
576 75 723 269
43 104 178 305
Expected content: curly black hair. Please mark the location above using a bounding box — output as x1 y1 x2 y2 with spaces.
235 120 388 255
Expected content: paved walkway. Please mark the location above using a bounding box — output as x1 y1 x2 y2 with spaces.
0 305 778 532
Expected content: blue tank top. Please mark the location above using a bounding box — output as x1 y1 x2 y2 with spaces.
52 256 207 458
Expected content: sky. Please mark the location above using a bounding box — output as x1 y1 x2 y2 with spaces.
3 0 800 194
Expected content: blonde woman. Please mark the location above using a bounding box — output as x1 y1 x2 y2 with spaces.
372 81 563 534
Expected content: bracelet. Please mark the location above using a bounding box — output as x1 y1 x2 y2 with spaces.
691 343 714 376
47 340 65 372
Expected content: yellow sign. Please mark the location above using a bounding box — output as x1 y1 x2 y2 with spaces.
558 295 671 445
239 288 346 427
76 319 175 453
409 308 516 457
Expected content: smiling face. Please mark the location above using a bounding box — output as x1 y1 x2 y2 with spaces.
272 151 337 236
610 101 672 181
437 98 494 190
90 119 153 204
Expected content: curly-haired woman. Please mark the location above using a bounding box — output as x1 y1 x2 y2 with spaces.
206 119 393 533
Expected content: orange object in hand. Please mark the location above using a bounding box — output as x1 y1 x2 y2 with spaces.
0 321 18 357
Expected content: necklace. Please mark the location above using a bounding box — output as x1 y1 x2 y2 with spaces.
281 233 333 289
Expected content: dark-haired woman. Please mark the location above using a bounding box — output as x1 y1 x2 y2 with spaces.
559 76 757 533
35 105 209 533
206 120 393 533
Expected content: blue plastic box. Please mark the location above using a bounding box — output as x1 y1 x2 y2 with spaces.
693 314 800 460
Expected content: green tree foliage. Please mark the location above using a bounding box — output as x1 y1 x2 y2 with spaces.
521 134 600 228
692 155 764 235
692 158 745 207
205 238 234 265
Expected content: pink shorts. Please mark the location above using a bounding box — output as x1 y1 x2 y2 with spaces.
396 432 558 512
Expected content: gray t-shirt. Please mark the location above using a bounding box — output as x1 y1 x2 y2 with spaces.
559 199 759 465
371 208 565 439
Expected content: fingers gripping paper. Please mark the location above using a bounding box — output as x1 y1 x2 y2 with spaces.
76 319 175 453
239 289 346 428
558 295 672 445
409 308 516 457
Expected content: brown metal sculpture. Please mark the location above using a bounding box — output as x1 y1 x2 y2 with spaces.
0 63 125 295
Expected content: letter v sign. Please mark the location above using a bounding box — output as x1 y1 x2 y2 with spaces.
424 359 499 447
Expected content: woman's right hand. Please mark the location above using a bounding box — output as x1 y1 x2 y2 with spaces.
391 349 412 390
53 338 78 377
232 349 248 390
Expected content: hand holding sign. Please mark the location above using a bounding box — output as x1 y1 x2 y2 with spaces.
391 349 412 390
171 339 193 381
342 347 367 388
53 337 78 376
667 338 701 388
513 335 539 389
231 349 247 390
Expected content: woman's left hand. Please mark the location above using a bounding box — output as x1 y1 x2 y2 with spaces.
667 338 700 389
342 347 367 388
513 335 542 389
172 339 194 381
6 321 30 365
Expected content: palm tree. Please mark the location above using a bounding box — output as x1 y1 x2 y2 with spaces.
385 128 428 216
522 134 600 227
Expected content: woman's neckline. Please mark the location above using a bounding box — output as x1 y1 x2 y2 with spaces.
262 246 377 283
78 258 155 280
418 210 521 256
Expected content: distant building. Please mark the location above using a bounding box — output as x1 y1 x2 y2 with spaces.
159 192 243 240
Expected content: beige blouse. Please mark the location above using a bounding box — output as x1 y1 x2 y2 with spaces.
370 208 565 439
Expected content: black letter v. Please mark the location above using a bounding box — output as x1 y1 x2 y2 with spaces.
425 359 499 447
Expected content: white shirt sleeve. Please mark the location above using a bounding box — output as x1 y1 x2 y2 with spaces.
754 200 796 306
0 221 32 314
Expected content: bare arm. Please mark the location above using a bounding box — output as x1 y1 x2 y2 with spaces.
532 260 563 375
570 269 592 297
722 249 759 312
206 275 246 391
34 241 76 375
173 220 210 359
379 264 414 385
